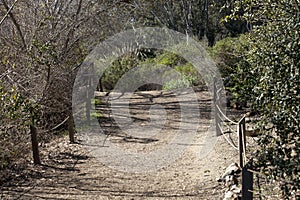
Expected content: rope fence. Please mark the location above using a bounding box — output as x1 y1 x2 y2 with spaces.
213 78 253 200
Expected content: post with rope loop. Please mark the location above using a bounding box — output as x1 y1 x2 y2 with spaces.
238 116 253 200
213 78 221 136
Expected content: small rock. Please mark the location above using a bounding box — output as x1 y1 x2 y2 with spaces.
223 190 240 200
225 175 235 186
230 184 241 194
221 163 241 180
225 175 233 182
227 175 238 186
223 191 234 200
226 176 239 187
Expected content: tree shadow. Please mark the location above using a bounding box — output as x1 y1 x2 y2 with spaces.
1 156 221 199
0 89 220 199
95 89 213 145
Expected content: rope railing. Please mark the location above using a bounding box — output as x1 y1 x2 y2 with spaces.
223 120 238 134
38 116 70 134
213 79 247 163
215 95 247 167
217 123 239 150
216 105 238 125
213 78 253 200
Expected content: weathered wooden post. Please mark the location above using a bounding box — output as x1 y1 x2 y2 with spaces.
68 111 75 143
30 124 41 165
242 167 253 200
239 115 253 200
238 116 246 168
213 78 221 136
86 75 91 125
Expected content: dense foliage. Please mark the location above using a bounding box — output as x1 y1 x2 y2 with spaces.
0 0 129 181
131 0 247 46
211 35 254 107
101 50 204 91
0 83 32 171
228 0 300 198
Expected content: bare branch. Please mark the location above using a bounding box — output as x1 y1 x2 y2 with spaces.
76 0 82 17
0 0 18 26
1 0 26 49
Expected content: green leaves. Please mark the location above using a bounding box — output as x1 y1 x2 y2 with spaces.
212 34 254 105
163 74 196 90
0 84 34 122
229 0 300 198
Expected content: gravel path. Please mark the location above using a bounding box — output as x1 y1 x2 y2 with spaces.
0 89 239 199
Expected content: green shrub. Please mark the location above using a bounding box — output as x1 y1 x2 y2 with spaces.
101 54 139 91
212 35 255 106
163 74 196 90
100 50 204 92
0 83 34 173
230 0 300 198
156 51 185 66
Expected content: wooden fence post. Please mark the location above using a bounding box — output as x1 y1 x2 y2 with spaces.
86 76 91 125
68 112 75 143
242 167 253 200
213 78 221 136
30 124 41 165
239 116 253 200
238 116 246 168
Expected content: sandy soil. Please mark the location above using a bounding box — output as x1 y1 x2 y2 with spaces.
0 89 239 200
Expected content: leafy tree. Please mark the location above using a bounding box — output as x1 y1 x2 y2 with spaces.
230 0 300 198
0 0 131 129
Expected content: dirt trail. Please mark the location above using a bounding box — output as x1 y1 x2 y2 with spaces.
0 89 238 200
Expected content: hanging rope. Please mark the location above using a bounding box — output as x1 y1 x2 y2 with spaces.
221 118 238 133
216 105 238 125
218 123 239 150
38 116 70 134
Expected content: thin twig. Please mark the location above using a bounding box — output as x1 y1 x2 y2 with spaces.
1 0 26 48
0 0 18 26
